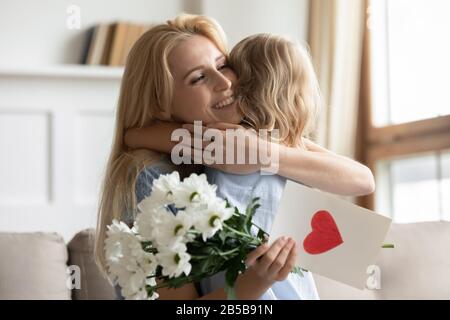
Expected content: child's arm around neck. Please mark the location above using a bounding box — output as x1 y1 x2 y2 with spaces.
124 123 375 196
124 121 181 154
275 137 376 196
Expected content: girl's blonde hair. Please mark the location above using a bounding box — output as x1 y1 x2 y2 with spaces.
94 14 228 276
230 33 321 148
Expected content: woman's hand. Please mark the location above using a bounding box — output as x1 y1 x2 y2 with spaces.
244 236 297 284
181 122 271 175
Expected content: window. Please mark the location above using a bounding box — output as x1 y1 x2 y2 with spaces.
357 0 450 223
375 151 450 222
369 0 450 127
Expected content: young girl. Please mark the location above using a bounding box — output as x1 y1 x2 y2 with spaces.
123 33 375 299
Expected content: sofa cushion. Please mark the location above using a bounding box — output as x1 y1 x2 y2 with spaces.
68 229 116 300
373 221 450 299
0 232 71 300
314 221 450 299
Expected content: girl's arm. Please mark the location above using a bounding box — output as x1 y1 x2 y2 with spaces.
125 122 260 174
275 137 375 196
125 123 375 196
195 122 375 196
124 121 181 154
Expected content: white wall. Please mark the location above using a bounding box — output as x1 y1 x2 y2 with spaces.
0 0 185 65
203 0 310 47
0 67 122 241
0 0 309 65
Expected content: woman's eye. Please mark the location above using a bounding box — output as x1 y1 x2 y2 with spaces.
191 75 205 85
218 64 229 71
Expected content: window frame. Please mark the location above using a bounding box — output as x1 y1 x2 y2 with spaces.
356 0 450 211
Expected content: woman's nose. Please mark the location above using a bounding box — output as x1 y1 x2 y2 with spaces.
214 72 232 92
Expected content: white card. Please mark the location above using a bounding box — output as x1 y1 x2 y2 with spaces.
270 181 392 289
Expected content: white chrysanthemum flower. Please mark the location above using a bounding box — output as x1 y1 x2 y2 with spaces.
122 286 159 300
119 263 159 300
151 171 180 203
137 172 181 212
192 199 235 241
121 285 147 300
171 173 217 209
105 219 159 300
134 205 168 241
137 195 163 216
106 172 243 299
113 253 158 300
104 219 135 263
151 210 194 248
118 252 158 300
156 242 192 278
119 267 147 299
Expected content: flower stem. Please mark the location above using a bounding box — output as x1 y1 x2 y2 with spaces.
190 254 211 259
231 212 265 230
223 223 256 241
190 247 240 260
187 229 201 235
217 247 240 256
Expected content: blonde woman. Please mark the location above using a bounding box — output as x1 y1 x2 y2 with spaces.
95 14 309 300
123 32 376 299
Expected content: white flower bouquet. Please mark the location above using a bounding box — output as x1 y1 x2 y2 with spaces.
105 172 298 300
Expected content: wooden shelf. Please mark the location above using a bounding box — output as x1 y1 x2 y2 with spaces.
0 64 124 80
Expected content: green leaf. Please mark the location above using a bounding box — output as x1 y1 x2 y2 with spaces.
224 257 242 300
146 285 156 299
257 228 269 242
243 199 260 234
224 283 238 300
291 265 306 277
218 230 228 245
251 197 261 204
198 258 221 274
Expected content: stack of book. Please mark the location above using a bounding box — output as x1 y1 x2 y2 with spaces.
82 22 153 66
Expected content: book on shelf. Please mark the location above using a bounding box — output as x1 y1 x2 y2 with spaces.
80 26 95 64
83 22 153 66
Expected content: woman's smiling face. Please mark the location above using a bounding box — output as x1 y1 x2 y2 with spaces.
168 35 242 125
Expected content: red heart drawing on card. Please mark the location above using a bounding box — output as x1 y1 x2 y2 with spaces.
303 210 344 255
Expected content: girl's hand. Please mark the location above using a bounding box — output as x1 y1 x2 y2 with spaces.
181 122 273 174
244 236 297 283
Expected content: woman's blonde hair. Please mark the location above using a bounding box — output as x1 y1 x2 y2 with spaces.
230 33 321 148
94 14 228 276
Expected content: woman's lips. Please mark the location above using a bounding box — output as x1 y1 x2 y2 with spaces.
212 96 235 110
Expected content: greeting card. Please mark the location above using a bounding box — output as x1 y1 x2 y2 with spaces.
270 181 392 289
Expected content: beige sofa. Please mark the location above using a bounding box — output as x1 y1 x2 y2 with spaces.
1 222 449 300
0 229 116 300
